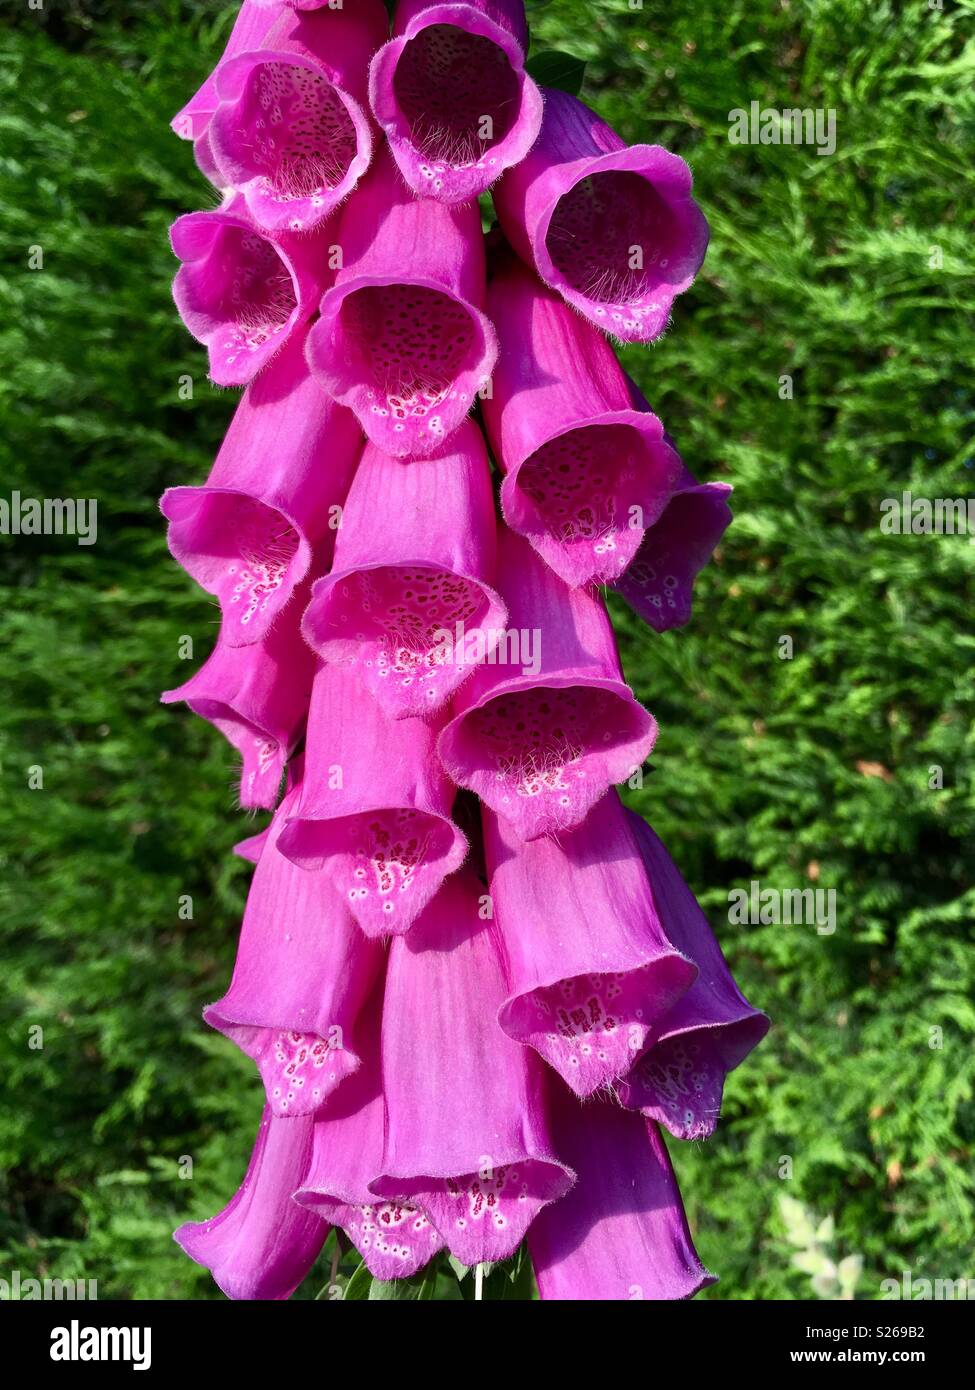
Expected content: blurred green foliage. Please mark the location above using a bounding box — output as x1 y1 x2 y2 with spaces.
1 0 972 1300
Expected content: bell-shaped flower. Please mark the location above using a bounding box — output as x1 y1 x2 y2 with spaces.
161 327 362 646
484 790 695 1095
302 421 507 718
305 146 497 457
438 529 657 839
613 463 733 632
176 1107 327 1301
277 660 467 935
494 87 708 343
614 813 769 1139
527 1080 716 1300
171 1 278 143
171 196 332 386
204 769 385 1117
295 983 447 1280
483 251 682 586
208 0 387 233
161 580 315 809
369 870 573 1264
369 0 542 203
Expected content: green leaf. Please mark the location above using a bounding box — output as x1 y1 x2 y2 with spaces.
342 1261 374 1301
368 1266 439 1300
525 50 586 97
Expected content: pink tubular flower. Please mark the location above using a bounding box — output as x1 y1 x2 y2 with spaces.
161 327 362 646
494 87 709 343
207 1 387 234
369 870 573 1264
160 584 315 809
301 420 507 718
483 250 683 586
437 529 657 840
484 791 696 1096
368 0 542 203
527 1081 716 1301
295 983 448 1279
171 1 278 142
276 660 468 935
305 146 497 457
170 197 332 386
176 1107 327 1301
613 463 733 632
204 772 384 1117
614 813 769 1139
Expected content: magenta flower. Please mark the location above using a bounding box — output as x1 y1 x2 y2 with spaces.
176 1108 327 1301
495 87 709 342
526 1082 715 1301
161 327 362 646
614 464 733 632
207 1 387 233
614 813 769 1139
483 249 683 586
170 197 332 386
369 870 573 1264
171 1 278 143
204 770 385 1118
277 660 468 935
302 420 507 717
484 790 696 1096
438 529 657 839
295 985 449 1279
369 0 543 203
160 584 314 809
305 146 497 457
166 3 766 1303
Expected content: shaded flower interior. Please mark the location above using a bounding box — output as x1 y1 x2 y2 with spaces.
175 493 301 636
213 1022 355 1118
288 807 462 936
311 565 495 716
336 283 480 447
393 24 520 173
546 171 683 316
512 423 657 584
218 61 358 225
449 684 650 836
200 224 297 372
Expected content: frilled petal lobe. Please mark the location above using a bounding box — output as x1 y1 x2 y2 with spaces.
295 986 446 1281
302 421 507 718
175 1108 327 1301
171 198 331 386
614 466 733 632
160 587 315 809
494 88 709 343
527 1084 716 1301
370 871 573 1264
484 791 696 1095
483 250 682 585
306 147 497 458
205 774 384 1117
234 824 272 863
438 529 657 839
368 0 542 203
161 326 362 646
615 813 769 1139
171 1 278 141
277 661 467 935
208 1 387 232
